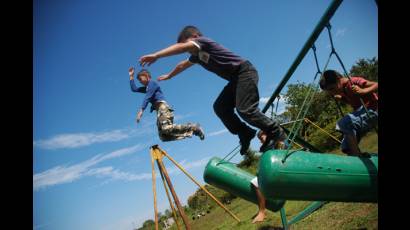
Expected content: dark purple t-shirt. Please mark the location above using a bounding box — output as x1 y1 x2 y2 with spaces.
188 37 246 81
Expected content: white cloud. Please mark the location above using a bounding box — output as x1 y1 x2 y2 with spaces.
260 94 286 106
90 157 211 182
33 145 210 191
208 129 228 137
100 144 143 161
166 157 211 175
174 112 195 121
336 28 347 37
262 95 287 115
33 129 131 150
33 125 158 150
33 144 145 191
177 157 210 170
86 167 153 181
259 97 270 104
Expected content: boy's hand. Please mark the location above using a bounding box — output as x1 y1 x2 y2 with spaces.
351 85 365 95
333 94 342 100
157 74 170 81
129 67 135 80
136 110 143 123
139 54 158 67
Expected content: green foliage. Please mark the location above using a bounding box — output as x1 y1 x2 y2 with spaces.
187 184 236 214
349 57 378 82
164 209 172 218
283 82 321 123
306 120 343 152
138 219 155 230
282 82 344 147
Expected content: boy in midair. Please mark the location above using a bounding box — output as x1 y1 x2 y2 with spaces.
129 67 205 141
139 25 287 156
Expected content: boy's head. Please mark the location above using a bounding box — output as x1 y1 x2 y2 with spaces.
177 25 202 43
137 69 151 86
319 70 343 94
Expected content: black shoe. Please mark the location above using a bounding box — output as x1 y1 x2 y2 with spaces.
259 139 275 153
193 124 205 140
239 128 256 155
267 127 288 149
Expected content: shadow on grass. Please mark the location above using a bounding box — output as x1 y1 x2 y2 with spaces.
257 226 284 230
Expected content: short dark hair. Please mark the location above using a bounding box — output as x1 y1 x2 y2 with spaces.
137 69 151 79
319 70 342 90
177 25 203 43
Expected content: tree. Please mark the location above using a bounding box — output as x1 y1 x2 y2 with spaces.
282 82 344 151
164 209 172 218
140 219 155 230
349 57 378 82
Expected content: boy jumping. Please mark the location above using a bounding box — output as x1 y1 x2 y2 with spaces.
139 25 286 155
129 67 205 142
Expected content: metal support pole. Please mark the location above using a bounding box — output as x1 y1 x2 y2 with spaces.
153 145 241 222
282 127 323 152
280 207 289 230
158 165 182 230
156 157 191 230
288 201 327 225
150 153 159 230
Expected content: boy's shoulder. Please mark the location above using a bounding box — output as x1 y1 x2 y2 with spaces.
350 75 366 80
193 36 217 45
350 76 369 85
148 79 160 86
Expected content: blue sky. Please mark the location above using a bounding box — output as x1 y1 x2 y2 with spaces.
33 0 378 229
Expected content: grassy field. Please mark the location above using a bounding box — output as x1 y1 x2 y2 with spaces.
167 132 378 230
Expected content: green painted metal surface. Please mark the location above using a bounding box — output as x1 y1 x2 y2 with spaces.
203 157 285 212
288 201 326 225
258 150 378 202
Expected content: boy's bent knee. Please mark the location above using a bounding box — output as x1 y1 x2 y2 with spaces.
336 116 354 134
213 101 226 114
237 106 258 118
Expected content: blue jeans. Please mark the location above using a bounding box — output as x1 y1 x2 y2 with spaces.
336 106 378 153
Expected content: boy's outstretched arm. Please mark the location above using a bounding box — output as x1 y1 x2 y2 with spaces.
139 42 199 67
158 60 194 81
136 109 143 123
129 67 147 93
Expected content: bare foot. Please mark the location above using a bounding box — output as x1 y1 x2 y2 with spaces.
252 212 266 223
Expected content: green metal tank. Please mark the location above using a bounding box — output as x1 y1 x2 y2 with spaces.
203 157 285 212
258 150 378 202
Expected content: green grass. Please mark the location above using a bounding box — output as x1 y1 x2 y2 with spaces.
166 132 378 230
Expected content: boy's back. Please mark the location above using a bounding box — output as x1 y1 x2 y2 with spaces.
188 36 245 81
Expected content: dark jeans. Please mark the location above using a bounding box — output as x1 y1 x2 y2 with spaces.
213 61 281 138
